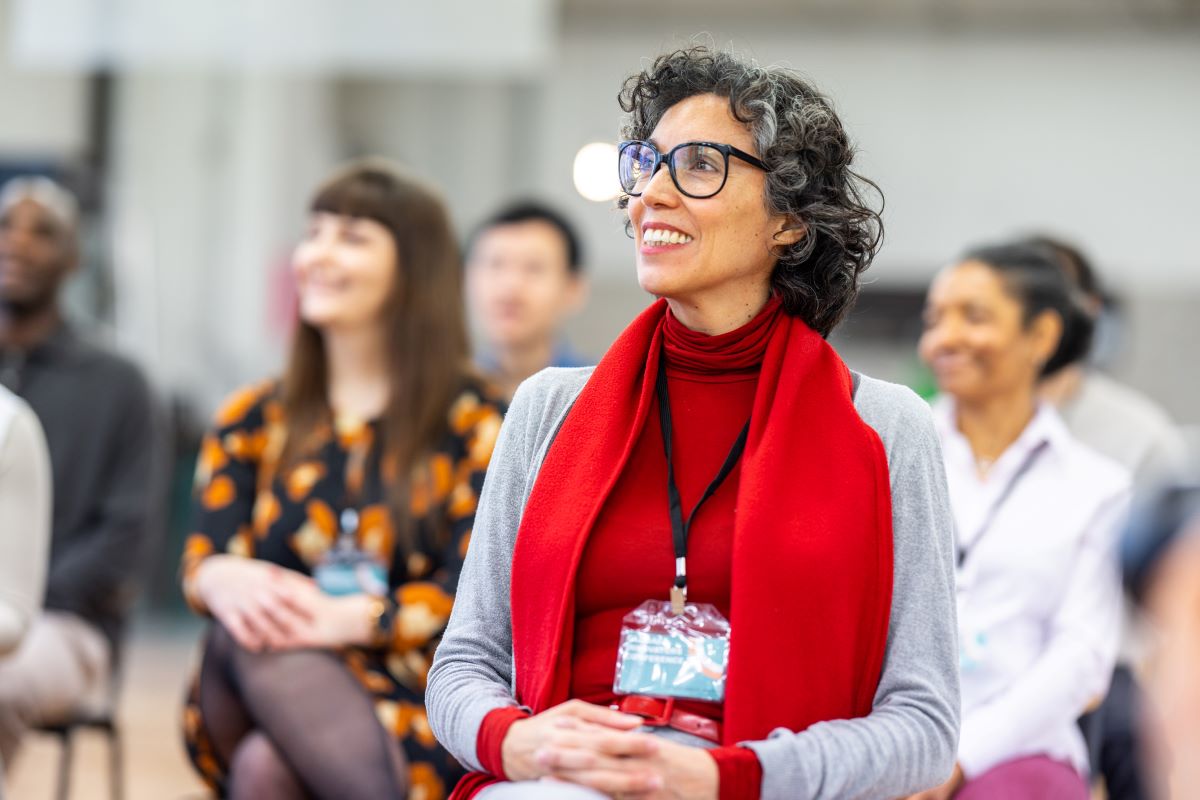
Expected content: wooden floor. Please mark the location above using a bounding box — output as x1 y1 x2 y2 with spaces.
6 616 209 800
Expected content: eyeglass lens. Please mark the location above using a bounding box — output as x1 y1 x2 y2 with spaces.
619 143 727 198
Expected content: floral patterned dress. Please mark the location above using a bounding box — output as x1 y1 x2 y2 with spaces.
180 378 504 800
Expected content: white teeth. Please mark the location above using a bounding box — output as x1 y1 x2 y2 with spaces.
644 228 692 245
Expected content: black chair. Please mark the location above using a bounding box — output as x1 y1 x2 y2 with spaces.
34 661 124 800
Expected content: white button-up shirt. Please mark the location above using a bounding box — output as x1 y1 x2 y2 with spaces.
933 399 1130 778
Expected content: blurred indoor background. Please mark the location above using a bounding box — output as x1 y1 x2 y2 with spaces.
2 0 1198 797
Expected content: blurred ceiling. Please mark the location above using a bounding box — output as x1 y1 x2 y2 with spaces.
564 0 1200 27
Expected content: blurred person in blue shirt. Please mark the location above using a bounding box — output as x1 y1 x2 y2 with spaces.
465 202 590 401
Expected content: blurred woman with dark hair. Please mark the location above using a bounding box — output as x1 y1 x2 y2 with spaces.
428 46 960 800
180 159 504 800
914 241 1131 799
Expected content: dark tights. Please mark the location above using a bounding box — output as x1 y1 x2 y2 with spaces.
197 624 407 800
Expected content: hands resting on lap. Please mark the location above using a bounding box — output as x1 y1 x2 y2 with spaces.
502 699 719 800
193 555 378 652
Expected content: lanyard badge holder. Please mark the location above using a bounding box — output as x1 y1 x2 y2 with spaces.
314 508 389 597
614 357 744 704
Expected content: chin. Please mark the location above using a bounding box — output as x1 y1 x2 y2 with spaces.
297 306 342 330
635 267 682 300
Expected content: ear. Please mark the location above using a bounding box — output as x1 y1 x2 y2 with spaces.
1028 309 1064 368
772 215 807 248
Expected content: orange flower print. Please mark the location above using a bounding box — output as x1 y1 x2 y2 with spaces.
380 702 439 750
291 499 337 565
393 583 454 650
214 383 268 428
466 409 501 469
408 761 446 800
226 526 253 558
407 705 438 749
358 505 395 564
447 392 490 436
457 532 471 560
447 481 477 519
386 651 430 691
285 461 327 502
252 491 282 536
222 428 270 461
201 475 236 510
374 699 399 734
193 436 227 489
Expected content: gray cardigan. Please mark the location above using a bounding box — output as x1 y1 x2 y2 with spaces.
428 366 960 799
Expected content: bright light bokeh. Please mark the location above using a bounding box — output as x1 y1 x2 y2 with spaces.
573 141 619 202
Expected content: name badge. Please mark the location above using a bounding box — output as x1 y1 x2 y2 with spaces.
614 599 730 703
314 546 388 597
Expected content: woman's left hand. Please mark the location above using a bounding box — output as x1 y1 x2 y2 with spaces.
261 579 379 651
904 763 964 800
534 717 718 800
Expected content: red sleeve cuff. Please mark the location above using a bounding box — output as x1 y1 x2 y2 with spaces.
709 746 763 800
476 706 530 779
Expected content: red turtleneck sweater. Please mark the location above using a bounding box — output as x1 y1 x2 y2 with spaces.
477 300 779 799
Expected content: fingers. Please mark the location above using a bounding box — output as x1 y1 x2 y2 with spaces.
219 587 312 651
543 765 663 796
253 586 314 641
217 607 265 652
553 699 644 730
264 580 319 624
550 719 660 758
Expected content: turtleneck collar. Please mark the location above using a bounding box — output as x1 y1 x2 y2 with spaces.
663 295 783 377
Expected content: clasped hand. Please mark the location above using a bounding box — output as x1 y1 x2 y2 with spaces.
194 555 374 652
502 699 718 799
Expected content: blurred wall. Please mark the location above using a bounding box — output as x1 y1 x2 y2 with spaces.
2 6 1198 423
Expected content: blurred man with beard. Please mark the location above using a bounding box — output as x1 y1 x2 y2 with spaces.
465 202 589 401
0 177 159 770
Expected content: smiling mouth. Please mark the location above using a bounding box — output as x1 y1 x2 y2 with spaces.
642 228 693 246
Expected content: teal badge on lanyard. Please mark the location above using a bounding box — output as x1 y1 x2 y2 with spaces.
613 353 743 705
314 508 388 597
615 600 730 702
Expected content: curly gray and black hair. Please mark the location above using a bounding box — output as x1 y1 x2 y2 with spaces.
618 46 883 337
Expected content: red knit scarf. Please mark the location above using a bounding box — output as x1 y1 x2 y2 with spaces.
453 299 893 798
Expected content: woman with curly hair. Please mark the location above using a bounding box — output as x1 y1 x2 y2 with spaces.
428 46 960 800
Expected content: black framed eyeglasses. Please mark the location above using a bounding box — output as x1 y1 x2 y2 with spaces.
618 140 768 199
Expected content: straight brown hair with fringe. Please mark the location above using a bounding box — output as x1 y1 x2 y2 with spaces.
279 159 469 543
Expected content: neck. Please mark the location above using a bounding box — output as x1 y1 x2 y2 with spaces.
665 281 771 336
322 323 391 420
0 303 62 351
1039 364 1085 408
955 387 1038 469
490 338 554 401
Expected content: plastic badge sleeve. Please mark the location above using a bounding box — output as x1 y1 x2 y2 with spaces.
613 599 731 703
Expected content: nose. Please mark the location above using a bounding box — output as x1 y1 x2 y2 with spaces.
923 315 965 356
639 158 681 209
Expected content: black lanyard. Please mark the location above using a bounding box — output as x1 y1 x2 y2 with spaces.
956 440 1050 569
656 356 749 612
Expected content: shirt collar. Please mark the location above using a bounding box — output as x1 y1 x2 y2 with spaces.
933 395 1072 481
16 322 79 365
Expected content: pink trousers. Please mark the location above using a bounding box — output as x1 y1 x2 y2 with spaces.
956 756 1088 800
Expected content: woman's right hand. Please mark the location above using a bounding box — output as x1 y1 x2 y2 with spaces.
502 700 661 790
192 555 318 652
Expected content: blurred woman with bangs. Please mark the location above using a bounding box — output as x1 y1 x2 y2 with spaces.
179 159 504 800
